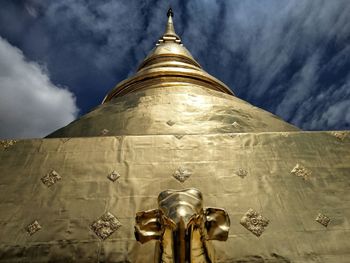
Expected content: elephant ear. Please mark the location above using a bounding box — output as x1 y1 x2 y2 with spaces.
204 208 230 241
135 209 163 244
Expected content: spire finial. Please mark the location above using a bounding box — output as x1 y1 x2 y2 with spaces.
157 7 182 46
167 7 174 17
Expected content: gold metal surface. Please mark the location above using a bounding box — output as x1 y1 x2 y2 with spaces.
135 188 230 263
0 139 17 149
0 131 349 262
47 86 299 138
102 9 233 103
47 9 299 138
157 8 182 46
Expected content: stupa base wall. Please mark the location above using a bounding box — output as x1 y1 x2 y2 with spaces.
0 131 349 262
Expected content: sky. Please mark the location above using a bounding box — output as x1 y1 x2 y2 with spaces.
0 0 349 139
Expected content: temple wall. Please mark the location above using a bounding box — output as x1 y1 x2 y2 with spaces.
0 131 349 262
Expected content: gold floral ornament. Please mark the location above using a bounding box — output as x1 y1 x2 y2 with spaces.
173 167 192 182
240 208 269 237
231 121 241 128
90 212 122 240
235 168 248 178
41 170 62 187
331 131 347 141
280 132 289 138
100 129 109 135
291 163 311 180
0 139 17 150
60 138 71 143
174 134 184 140
107 170 121 182
166 120 176 126
26 220 42 236
316 213 330 227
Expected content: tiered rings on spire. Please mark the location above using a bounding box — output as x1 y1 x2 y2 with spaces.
102 8 234 102
157 8 182 46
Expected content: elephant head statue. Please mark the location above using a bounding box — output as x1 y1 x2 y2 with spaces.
135 188 230 263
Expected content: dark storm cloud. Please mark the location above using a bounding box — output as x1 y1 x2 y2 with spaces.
182 0 350 130
0 0 349 138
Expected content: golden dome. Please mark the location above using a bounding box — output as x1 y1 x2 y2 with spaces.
102 9 234 102
48 9 298 138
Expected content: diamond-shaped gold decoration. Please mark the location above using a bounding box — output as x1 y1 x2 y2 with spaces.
41 170 62 187
0 139 17 150
90 212 122 240
174 134 184 140
107 170 121 182
166 120 176 126
235 168 248 178
291 163 311 180
231 121 241 128
173 167 192 183
331 131 347 141
280 132 289 138
240 209 269 237
26 220 42 236
101 129 109 135
316 213 330 227
60 138 71 143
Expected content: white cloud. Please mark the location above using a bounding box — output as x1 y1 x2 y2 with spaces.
1 1 349 132
0 36 78 139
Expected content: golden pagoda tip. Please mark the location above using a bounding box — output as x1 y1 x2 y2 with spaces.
156 7 181 46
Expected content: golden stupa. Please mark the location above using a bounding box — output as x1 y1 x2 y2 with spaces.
0 8 349 263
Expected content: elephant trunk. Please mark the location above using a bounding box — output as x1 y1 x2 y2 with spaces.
172 218 192 263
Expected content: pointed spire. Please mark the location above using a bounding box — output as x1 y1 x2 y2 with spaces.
157 8 182 46
167 7 174 17
102 6 235 102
